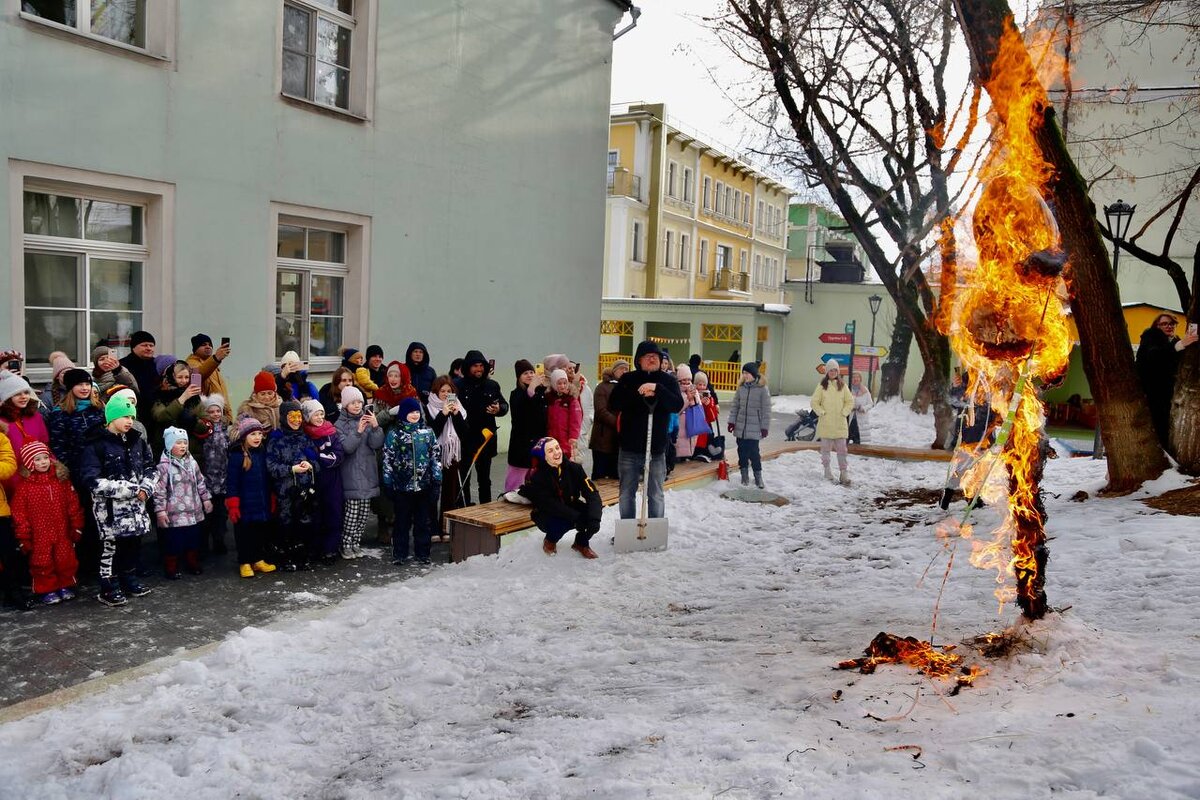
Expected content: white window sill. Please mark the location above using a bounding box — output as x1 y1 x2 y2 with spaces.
19 12 170 64
280 92 370 123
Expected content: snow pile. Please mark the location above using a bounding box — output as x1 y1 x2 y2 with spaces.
1 454 1198 798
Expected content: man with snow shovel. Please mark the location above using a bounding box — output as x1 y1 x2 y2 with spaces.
609 340 684 521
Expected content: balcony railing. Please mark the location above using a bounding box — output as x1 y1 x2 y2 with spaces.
606 168 642 202
710 269 750 293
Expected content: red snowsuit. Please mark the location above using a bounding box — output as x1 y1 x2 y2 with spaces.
12 464 84 593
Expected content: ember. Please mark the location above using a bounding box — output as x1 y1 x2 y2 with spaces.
837 632 985 688
935 25 1072 621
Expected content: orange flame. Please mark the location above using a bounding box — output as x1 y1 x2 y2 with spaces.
936 24 1072 616
838 632 985 687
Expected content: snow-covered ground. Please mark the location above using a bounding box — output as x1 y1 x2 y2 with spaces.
2 405 1199 799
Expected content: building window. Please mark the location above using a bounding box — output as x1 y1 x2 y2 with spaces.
743 196 750 224
282 0 355 110
754 254 762 284
680 234 690 271
702 177 711 210
21 190 147 364
732 192 740 221
724 187 733 218
757 200 764 233
22 0 145 46
683 168 694 202
607 150 619 181
275 223 349 359
739 249 748 274
664 230 673 268
699 240 708 275
716 245 731 272
715 182 724 214
632 221 644 263
667 162 677 198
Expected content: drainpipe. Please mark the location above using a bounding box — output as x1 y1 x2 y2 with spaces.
613 5 642 41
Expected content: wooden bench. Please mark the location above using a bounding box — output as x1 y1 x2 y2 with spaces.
443 441 951 562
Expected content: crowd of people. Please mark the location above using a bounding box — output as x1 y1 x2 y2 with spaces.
0 330 799 612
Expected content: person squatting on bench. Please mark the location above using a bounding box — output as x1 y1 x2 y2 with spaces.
519 437 602 559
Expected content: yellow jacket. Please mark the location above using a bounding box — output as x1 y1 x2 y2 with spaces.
812 379 855 440
0 430 18 517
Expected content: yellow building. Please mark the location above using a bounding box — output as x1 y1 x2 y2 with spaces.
601 103 793 390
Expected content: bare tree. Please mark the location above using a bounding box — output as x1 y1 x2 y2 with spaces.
716 0 982 447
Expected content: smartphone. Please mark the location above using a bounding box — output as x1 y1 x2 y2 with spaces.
446 393 457 405
220 336 230 347
488 358 496 374
190 371 202 389
1189 323 1198 337
535 363 544 375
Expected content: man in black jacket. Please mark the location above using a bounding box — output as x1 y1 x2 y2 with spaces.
118 330 160 423
454 349 509 504
608 340 684 519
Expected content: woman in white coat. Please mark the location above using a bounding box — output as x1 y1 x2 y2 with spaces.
811 359 855 485
848 372 874 444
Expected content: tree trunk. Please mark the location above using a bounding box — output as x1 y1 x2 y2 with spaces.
1169 241 1200 474
953 0 1168 494
880 313 912 402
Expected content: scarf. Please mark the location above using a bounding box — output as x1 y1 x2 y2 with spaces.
304 420 337 439
426 394 465 467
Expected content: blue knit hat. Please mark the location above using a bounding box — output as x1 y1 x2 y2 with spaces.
163 426 188 453
398 397 422 419
529 436 553 463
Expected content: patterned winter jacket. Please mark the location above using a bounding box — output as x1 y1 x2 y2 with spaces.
12 463 85 549
382 420 441 494
201 420 229 495
266 427 318 523
47 403 105 485
153 452 212 528
77 427 156 539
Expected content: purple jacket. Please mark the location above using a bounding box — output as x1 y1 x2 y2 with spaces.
153 452 211 528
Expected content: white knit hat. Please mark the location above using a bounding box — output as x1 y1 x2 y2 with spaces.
549 368 568 385
676 364 692 381
825 359 841 372
202 393 226 410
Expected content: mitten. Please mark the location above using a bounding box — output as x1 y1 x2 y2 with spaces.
761 429 768 438
225 497 241 524
727 423 735 433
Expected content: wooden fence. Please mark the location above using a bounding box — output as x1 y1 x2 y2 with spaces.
597 354 765 393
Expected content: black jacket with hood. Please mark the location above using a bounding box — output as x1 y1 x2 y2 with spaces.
405 342 437 399
608 341 685 456
453 350 509 460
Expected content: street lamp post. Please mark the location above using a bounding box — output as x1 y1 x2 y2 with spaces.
867 294 882 394
1092 200 1136 459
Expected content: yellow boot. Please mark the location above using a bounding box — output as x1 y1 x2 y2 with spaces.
252 560 277 574
239 563 255 579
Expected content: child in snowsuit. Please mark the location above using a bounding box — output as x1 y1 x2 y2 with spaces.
199 395 230 553
382 397 441 565
77 394 157 606
302 398 344 563
225 417 277 578
267 399 319 570
153 427 212 579
518 437 602 559
727 362 772 488
11 441 84 604
333 386 384 559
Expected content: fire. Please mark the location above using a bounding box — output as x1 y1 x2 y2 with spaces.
936 24 1073 620
838 632 985 688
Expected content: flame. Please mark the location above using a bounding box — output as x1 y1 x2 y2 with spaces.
838 632 986 687
936 24 1072 617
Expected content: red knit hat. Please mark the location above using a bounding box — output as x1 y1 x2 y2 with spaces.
253 371 276 393
19 440 52 471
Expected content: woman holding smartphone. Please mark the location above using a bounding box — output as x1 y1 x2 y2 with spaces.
150 361 206 458
426 375 469 528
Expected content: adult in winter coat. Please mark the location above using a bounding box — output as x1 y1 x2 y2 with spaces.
675 364 702 460
588 360 627 480
374 360 419 413
848 372 874 445
276 351 320 402
365 345 388 388
727 363 772 487
77 395 157 605
1135 314 1198 449
405 342 437 400
608 340 684 519
90 345 136 398
811 359 855 486
317 367 355 425
505 359 548 495
0 431 34 611
118 330 161 423
518 437 602 559
11 441 84 602
185 334 232 422
150 360 207 457
333 386 385 558
453 350 509 505
940 371 996 510
426 375 468 522
237 371 283 433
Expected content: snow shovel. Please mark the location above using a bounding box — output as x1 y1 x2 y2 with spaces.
614 399 669 554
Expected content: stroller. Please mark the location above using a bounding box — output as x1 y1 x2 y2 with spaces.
785 409 818 442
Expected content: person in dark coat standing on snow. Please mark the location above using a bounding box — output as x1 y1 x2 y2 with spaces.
454 350 508 505
608 341 684 519
1136 313 1197 450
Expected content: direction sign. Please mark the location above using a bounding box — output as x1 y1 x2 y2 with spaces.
821 353 851 366
819 332 853 344
844 322 856 334
854 345 889 357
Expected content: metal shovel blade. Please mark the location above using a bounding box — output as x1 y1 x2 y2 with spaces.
613 516 669 554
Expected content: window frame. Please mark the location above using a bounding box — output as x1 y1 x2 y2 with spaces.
270 203 370 369
15 0 177 63
632 220 644 264
702 177 711 211
699 239 709 276
679 233 690 271
278 0 377 121
683 168 694 203
667 161 677 198
664 229 673 268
